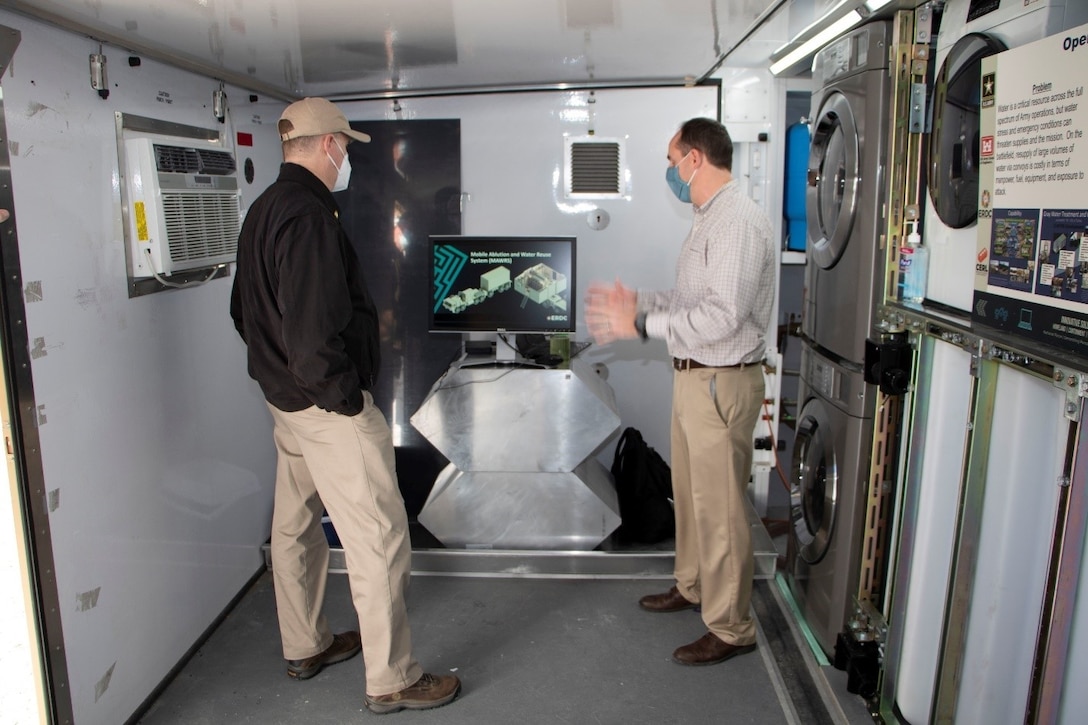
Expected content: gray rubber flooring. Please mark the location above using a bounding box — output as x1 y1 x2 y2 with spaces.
136 571 873 724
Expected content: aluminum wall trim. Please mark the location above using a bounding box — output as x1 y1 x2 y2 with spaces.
931 357 999 722
119 113 222 141
881 10 924 307
858 390 902 609
854 12 919 617
1032 406 1086 724
0 24 73 724
325 78 723 105
878 331 932 723
114 111 137 288
697 0 791 83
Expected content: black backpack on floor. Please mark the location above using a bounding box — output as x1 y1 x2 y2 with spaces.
610 427 675 544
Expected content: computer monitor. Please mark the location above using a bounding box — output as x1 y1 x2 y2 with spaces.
429 235 576 335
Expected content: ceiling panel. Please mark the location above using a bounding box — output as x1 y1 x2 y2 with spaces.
0 0 815 100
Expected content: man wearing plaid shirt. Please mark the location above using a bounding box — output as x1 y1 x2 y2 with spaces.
586 117 775 666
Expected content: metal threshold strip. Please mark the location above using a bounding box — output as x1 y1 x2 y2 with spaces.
261 498 779 580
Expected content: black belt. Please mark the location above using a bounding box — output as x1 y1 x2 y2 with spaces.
672 357 752 371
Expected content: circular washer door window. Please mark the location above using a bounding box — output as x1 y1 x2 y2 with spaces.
790 398 839 565
806 90 859 270
928 32 1007 230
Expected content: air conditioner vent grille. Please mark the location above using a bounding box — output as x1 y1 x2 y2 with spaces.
569 142 621 194
161 192 240 262
154 144 237 175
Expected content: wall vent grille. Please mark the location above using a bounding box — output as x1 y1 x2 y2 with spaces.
154 145 236 175
565 137 626 198
161 192 241 263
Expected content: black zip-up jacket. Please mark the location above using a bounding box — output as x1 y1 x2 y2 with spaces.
230 163 379 416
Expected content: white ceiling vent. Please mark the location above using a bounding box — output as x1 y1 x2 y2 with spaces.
565 136 627 199
563 0 617 28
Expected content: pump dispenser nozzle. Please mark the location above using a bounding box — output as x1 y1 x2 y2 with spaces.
906 220 921 247
901 220 928 303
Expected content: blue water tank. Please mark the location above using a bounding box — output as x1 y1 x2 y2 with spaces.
784 122 810 252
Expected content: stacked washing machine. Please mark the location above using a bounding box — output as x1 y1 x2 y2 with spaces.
786 19 892 658
924 0 1088 313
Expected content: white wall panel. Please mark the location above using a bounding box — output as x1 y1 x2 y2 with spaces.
955 366 1065 724
338 85 721 459
895 339 973 725
0 10 281 724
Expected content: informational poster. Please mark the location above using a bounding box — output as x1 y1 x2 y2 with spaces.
974 25 1088 360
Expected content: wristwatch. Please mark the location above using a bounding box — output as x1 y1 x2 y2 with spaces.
634 311 648 341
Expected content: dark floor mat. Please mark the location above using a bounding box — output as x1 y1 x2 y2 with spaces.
751 578 837 725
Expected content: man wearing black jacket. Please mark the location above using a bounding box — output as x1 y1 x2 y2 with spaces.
230 97 459 714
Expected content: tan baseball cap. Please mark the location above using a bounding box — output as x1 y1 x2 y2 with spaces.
278 97 371 143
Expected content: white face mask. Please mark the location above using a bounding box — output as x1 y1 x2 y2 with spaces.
327 138 351 192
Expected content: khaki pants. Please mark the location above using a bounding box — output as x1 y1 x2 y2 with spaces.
267 393 422 696
670 364 764 646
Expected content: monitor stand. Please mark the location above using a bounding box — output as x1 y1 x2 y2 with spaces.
459 333 545 370
495 333 517 363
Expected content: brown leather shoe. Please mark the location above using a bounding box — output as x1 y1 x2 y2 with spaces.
639 585 698 613
365 673 462 714
286 631 362 680
672 631 756 666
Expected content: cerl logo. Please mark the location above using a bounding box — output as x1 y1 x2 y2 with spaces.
981 136 995 157
978 248 989 264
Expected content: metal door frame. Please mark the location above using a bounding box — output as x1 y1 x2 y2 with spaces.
0 22 71 725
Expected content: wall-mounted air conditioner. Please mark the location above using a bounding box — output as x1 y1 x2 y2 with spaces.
122 135 241 277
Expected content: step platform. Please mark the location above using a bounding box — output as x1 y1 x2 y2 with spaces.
262 495 778 580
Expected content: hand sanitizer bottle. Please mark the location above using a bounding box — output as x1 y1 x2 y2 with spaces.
900 221 928 303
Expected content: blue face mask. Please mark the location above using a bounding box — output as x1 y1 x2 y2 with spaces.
665 151 696 203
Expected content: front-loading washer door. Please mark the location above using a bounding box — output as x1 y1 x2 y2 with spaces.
928 32 1007 229
806 90 859 270
791 397 839 565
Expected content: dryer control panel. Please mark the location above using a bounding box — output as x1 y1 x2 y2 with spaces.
808 352 840 402
803 346 871 419
813 21 891 87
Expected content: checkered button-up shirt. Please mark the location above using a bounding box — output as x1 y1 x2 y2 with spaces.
639 180 775 366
